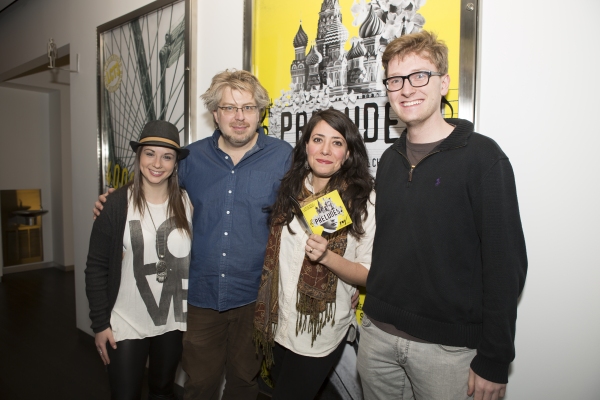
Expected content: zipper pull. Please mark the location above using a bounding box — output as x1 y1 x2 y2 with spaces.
408 165 415 182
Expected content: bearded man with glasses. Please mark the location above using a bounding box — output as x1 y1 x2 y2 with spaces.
357 31 528 400
176 70 293 399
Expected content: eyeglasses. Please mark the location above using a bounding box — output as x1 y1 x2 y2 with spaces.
383 71 444 92
217 105 258 115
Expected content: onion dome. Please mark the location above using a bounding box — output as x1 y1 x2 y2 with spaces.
359 5 385 38
347 40 366 59
293 24 309 48
306 45 323 65
347 43 356 59
325 16 349 46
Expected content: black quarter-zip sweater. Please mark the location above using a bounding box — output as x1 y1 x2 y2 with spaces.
364 118 527 384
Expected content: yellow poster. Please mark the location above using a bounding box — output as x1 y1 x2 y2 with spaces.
253 0 462 174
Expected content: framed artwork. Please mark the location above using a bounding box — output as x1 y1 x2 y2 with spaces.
244 0 478 175
97 0 192 192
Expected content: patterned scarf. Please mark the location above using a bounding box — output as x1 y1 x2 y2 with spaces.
254 196 348 368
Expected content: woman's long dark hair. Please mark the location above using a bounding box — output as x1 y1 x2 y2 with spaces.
270 108 374 238
129 147 191 237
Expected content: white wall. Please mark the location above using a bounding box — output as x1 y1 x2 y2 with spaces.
194 0 245 139
0 86 50 190
1 0 598 397
477 1 600 398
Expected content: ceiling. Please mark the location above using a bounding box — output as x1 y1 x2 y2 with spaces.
0 0 19 14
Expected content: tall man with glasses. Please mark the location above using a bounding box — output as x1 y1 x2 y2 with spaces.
94 69 292 399
356 31 527 400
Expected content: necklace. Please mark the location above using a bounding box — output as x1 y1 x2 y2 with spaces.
146 202 168 283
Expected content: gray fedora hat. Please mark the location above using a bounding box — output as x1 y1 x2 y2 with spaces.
130 120 190 160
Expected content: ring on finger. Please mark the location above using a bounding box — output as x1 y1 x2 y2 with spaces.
308 247 313 253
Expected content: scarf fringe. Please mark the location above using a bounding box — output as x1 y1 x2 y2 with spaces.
295 292 337 346
254 321 278 369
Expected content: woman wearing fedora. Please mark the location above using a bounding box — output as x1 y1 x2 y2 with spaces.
85 120 192 400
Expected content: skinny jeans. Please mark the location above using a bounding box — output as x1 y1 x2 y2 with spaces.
106 329 183 400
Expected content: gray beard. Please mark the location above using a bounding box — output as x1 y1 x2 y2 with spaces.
220 130 258 148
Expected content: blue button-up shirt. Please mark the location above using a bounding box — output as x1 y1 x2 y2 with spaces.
179 128 292 311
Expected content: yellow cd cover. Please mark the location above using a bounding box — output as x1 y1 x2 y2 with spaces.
300 190 352 236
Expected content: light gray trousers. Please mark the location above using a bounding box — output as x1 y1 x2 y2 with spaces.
357 314 476 400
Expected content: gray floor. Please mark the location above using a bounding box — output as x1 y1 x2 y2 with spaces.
0 268 112 400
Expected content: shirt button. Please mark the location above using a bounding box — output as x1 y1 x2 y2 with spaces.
226 211 230 214
222 253 226 256
231 170 235 174
228 190 232 194
221 274 225 278
225 156 229 159
224 232 228 236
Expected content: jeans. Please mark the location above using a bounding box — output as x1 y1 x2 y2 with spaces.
106 329 183 400
182 303 262 400
357 314 476 400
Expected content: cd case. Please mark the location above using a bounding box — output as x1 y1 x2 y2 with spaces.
291 190 352 236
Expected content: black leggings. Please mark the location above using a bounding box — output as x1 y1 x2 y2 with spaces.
106 330 183 400
270 337 346 400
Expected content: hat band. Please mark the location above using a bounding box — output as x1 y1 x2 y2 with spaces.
139 136 180 148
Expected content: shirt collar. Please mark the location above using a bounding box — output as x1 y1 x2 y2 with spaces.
393 118 472 154
304 173 315 194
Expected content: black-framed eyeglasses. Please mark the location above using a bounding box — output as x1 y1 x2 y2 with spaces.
217 105 258 115
383 71 444 92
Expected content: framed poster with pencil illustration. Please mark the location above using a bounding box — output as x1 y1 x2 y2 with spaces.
97 0 194 193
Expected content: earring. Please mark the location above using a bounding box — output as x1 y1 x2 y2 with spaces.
304 160 311 170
